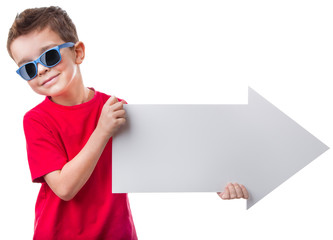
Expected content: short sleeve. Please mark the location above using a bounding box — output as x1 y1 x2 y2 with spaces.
23 113 67 183
117 98 127 104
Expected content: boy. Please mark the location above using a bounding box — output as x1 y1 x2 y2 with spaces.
7 6 249 240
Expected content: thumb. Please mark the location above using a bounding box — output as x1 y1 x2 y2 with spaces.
106 96 119 106
221 187 230 199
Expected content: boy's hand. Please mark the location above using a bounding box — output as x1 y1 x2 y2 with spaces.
97 96 126 139
217 183 249 200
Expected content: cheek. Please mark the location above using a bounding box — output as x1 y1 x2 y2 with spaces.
63 64 77 82
59 58 77 78
27 80 43 95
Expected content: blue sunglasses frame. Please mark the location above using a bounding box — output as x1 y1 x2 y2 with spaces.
16 42 75 81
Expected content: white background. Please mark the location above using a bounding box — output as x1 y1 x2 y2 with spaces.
0 0 332 239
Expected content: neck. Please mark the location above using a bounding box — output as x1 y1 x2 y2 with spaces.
52 87 93 106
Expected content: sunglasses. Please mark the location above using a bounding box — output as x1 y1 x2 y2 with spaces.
16 42 75 81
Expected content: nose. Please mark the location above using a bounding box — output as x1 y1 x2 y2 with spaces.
37 63 50 77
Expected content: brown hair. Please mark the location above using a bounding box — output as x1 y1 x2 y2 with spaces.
7 6 79 58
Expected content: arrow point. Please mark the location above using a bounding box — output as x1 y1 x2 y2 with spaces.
247 86 267 106
245 86 329 209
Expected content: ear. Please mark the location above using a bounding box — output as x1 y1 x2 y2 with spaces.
74 41 85 64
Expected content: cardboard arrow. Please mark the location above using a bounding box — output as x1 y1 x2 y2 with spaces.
112 87 329 209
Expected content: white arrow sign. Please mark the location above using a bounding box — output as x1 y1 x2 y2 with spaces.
112 87 329 209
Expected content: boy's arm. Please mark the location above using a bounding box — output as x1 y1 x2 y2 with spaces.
44 96 126 201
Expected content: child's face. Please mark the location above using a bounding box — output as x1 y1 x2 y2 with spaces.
10 27 83 97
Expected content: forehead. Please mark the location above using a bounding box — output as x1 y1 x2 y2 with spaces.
10 27 63 65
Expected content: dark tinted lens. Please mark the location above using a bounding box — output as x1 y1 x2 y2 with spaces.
40 49 60 66
20 63 36 80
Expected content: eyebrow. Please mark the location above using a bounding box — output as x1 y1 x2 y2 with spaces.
17 43 58 66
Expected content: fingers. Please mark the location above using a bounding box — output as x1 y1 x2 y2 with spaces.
234 183 243 199
240 184 249 199
105 96 125 113
218 182 249 200
106 96 119 105
98 96 127 138
228 183 237 199
113 109 126 120
222 186 230 199
105 96 126 106
217 186 229 200
110 102 125 112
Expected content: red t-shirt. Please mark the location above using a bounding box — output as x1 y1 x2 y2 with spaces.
23 89 137 240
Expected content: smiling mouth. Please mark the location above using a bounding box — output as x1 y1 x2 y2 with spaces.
42 74 60 86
